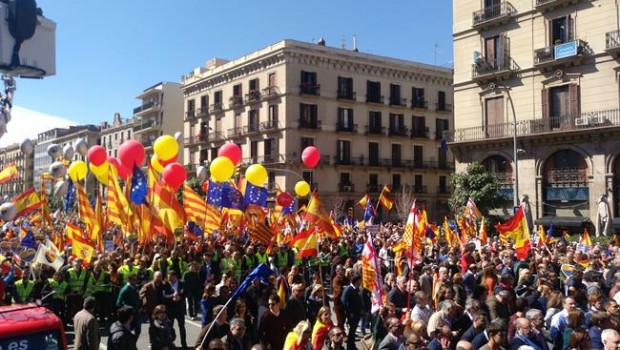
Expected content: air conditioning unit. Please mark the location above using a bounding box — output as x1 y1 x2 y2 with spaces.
590 114 606 125
574 117 589 126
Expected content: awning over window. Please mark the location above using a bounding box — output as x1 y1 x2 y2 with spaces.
534 216 592 230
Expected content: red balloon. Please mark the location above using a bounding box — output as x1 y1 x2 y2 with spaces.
160 155 177 167
87 146 107 166
301 146 320 169
109 157 130 178
162 163 187 190
118 140 145 169
218 143 242 165
276 191 294 207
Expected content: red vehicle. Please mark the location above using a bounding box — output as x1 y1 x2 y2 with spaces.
0 303 66 350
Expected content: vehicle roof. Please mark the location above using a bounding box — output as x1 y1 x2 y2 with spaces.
0 303 63 336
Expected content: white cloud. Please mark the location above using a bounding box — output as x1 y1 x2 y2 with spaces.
0 106 76 147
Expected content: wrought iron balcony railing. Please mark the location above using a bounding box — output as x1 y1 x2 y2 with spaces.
365 125 385 135
411 99 428 109
337 91 356 100
298 119 322 130
436 103 452 112
336 122 358 132
472 1 517 29
389 97 407 107
300 83 320 96
245 90 261 103
606 30 620 53
229 96 243 108
210 102 223 113
388 126 409 137
366 95 384 104
472 56 519 80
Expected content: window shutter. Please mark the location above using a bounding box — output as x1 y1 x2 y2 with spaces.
568 16 574 42
569 84 580 118
541 88 549 120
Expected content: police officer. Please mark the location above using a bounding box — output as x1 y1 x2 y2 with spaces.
65 258 88 321
43 271 68 321
117 258 138 286
13 266 35 304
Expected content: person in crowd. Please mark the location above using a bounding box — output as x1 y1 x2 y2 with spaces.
377 317 404 350
140 270 165 323
73 296 100 350
311 306 333 350
326 327 345 350
341 274 363 350
222 318 252 350
410 291 432 325
258 294 290 350
149 304 176 350
196 304 231 350
480 320 507 350
283 320 313 350
107 305 137 350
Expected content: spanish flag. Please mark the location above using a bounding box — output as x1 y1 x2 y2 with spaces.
479 217 488 245
378 185 395 211
13 188 41 219
0 164 18 184
291 228 318 258
580 227 592 246
305 192 337 238
496 206 531 260
357 194 370 210
71 234 95 263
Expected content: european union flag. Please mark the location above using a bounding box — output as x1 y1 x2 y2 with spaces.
130 165 147 205
221 183 243 210
426 226 436 239
20 230 36 249
185 221 203 237
206 180 224 206
363 199 375 222
65 179 75 213
244 182 268 208
231 263 273 300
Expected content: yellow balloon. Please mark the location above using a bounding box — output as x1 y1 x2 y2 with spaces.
150 154 164 173
245 164 267 186
154 135 178 161
89 161 109 184
295 181 311 197
68 161 88 182
209 156 234 182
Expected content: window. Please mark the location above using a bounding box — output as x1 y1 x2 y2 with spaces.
542 85 579 129
264 138 275 162
127 130 131 139
187 99 195 113
338 108 354 130
268 73 277 87
437 91 447 110
250 141 258 163
303 171 314 186
391 144 402 166
412 116 427 138
248 110 259 132
200 95 208 109
435 118 449 140
114 134 118 141
392 174 401 191
369 174 379 192
234 112 242 130
340 173 352 191
268 105 278 127
368 111 382 133
337 140 351 164
301 137 314 150
366 81 382 103
214 91 222 104
369 142 379 166
389 114 405 135
233 84 242 97
415 175 424 193
249 78 259 93
299 104 318 126
414 145 424 167
485 34 510 68
389 84 402 105
210 147 218 160
338 77 354 99
551 16 573 45
412 87 426 108
439 176 447 193
301 71 318 95
485 96 504 137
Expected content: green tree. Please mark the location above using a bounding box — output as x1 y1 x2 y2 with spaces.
449 162 504 216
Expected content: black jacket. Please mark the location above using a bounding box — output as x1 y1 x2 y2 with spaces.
162 279 187 317
107 321 137 350
149 319 176 350
341 285 362 319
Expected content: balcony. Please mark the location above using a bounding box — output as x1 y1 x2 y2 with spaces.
388 126 409 137
365 125 385 136
262 86 280 99
134 120 157 132
245 90 261 104
472 1 516 31
533 40 587 71
210 102 223 113
229 96 243 108
142 138 155 148
384 158 409 168
319 155 331 166
445 108 620 143
535 0 581 12
546 168 588 186
410 127 429 139
366 95 384 104
184 135 206 145
298 119 322 130
208 130 225 141
185 110 195 121
260 120 279 131
338 183 355 193
436 103 452 112
367 184 381 193
300 83 320 96
389 97 407 107
437 186 452 195
334 157 353 166
246 154 280 165
133 101 156 115
336 122 358 133
337 91 356 101
243 123 261 134
472 56 519 83
196 107 209 117
411 100 428 109
413 185 428 194
227 127 244 138
606 30 620 56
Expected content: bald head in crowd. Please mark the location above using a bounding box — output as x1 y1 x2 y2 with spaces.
456 340 473 350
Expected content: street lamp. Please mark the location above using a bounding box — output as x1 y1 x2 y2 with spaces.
501 84 519 210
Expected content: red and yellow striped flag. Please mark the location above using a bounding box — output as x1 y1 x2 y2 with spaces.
249 222 274 246
204 204 222 235
76 183 100 248
183 183 206 226
0 164 18 184
106 165 131 226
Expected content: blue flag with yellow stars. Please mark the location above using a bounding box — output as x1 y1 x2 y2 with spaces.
244 182 268 208
65 179 75 212
130 165 148 205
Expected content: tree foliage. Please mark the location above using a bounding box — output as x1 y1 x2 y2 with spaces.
449 162 504 216
395 187 416 222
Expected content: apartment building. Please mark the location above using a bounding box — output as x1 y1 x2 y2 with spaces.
33 125 100 190
0 141 35 199
181 39 454 221
452 0 620 229
132 82 184 163
101 113 133 159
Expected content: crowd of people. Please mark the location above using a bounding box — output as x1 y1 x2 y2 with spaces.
2 220 620 350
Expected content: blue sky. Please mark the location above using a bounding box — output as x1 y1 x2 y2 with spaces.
13 0 453 127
